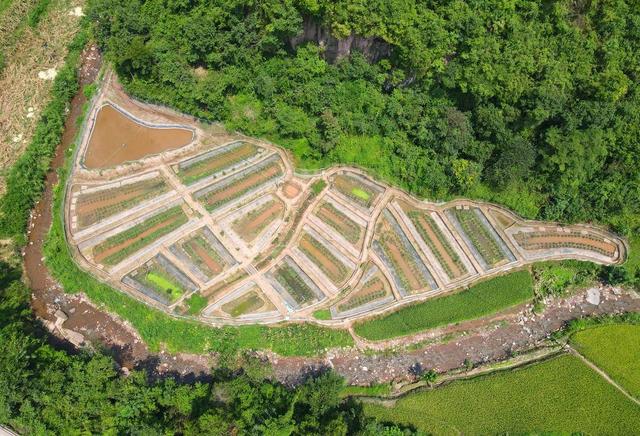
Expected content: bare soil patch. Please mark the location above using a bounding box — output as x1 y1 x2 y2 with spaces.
283 181 301 198
83 104 194 168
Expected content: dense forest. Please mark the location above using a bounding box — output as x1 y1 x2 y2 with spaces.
0 260 413 434
89 0 640 240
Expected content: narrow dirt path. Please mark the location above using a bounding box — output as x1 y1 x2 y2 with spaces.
566 345 640 407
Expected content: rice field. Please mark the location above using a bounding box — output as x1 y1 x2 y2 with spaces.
571 324 640 398
92 206 188 266
354 270 533 340
364 354 640 434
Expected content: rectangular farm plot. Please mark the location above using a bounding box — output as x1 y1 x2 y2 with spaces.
404 207 468 280
315 201 365 247
123 254 197 305
268 256 325 310
91 205 188 266
446 207 516 270
332 263 394 318
73 176 169 230
373 209 437 296
194 156 284 212
175 141 263 185
331 172 384 210
231 197 284 243
512 228 619 258
221 286 276 318
170 227 237 282
296 227 355 286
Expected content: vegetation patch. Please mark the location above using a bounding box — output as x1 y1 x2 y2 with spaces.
571 324 640 398
184 293 208 315
332 173 381 209
92 206 188 266
364 354 640 434
354 270 533 340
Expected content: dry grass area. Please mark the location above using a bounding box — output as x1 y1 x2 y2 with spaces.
0 0 84 194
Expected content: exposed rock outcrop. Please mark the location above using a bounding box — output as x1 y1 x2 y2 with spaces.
289 17 392 63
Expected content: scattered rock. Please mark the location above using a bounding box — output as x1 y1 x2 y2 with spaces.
38 68 58 80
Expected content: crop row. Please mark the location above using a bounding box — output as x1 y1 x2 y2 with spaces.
316 202 362 244
298 232 350 284
332 173 381 208
232 199 282 242
407 211 467 279
337 277 387 312
513 232 617 257
76 178 168 228
177 142 259 185
451 208 506 268
93 206 187 266
196 161 283 211
274 262 318 305
181 233 225 277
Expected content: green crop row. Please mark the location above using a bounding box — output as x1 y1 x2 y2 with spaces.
337 287 387 313
408 211 466 279
354 270 533 340
299 233 349 283
453 208 505 267
275 263 317 305
178 142 258 184
318 202 361 244
94 206 188 265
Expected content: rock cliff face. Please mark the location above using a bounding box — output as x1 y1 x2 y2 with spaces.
289 17 392 63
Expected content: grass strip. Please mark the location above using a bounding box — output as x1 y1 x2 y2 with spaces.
354 270 533 340
363 354 640 434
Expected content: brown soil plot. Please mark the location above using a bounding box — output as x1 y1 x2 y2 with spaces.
185 239 224 275
515 232 617 256
199 163 282 209
299 234 348 284
232 200 284 242
316 202 363 246
412 212 464 278
283 182 301 199
178 142 257 182
83 105 194 168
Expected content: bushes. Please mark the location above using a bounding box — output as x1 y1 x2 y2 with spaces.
0 28 88 244
354 270 534 341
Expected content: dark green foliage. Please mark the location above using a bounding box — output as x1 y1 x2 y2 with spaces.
0 261 414 434
88 0 640 238
0 28 88 244
27 0 51 27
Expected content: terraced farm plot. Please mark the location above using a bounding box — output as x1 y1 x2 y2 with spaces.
84 104 194 169
221 287 276 317
270 256 325 309
124 254 197 305
73 176 169 229
231 197 284 243
315 201 364 246
201 270 248 303
297 230 352 285
332 172 383 209
447 207 515 270
373 210 436 296
92 206 188 266
513 229 618 258
333 264 393 317
195 158 283 211
175 141 261 185
170 227 236 282
403 206 468 280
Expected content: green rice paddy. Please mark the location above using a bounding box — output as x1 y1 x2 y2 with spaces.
364 354 640 434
